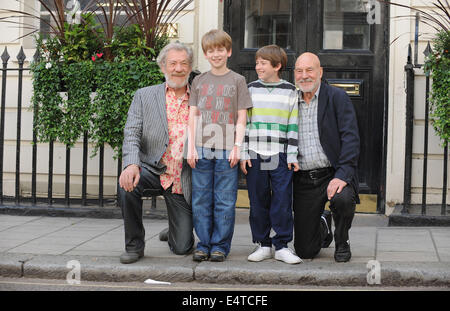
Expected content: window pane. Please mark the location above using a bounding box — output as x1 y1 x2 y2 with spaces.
40 0 128 32
323 0 370 50
39 14 51 37
40 0 109 12
244 0 292 49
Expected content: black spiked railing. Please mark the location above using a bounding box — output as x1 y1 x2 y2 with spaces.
0 46 129 214
421 42 432 216
15 47 26 205
0 47 10 205
31 50 39 205
403 41 449 216
402 44 415 214
1 42 446 217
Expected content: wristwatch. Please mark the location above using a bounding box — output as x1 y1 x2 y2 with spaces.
234 142 242 147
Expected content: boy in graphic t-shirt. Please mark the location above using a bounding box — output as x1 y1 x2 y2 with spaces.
187 29 253 262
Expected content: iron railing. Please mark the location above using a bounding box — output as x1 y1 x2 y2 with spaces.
1 44 448 217
403 43 448 216
0 46 122 211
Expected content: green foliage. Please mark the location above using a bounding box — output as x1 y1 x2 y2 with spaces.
32 20 166 156
28 0 185 158
90 55 164 158
120 0 193 50
61 13 104 63
424 30 450 146
382 1 449 146
108 24 170 61
60 61 95 147
31 58 95 148
108 24 154 60
32 55 163 156
31 60 64 143
154 34 170 58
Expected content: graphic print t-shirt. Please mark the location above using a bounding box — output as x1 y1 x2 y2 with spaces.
189 70 252 150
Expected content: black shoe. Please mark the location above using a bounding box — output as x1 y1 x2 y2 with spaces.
193 250 209 262
334 241 351 262
321 210 333 248
210 251 226 262
120 250 144 264
159 228 169 242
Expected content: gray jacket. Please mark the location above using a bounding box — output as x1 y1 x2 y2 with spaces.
122 83 192 204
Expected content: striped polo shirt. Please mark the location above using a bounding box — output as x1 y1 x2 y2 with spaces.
242 79 299 163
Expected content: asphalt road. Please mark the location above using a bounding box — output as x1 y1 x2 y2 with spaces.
1 277 447 311
0 277 447 291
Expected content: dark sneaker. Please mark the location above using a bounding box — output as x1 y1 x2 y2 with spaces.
193 250 209 262
210 251 226 262
159 227 169 242
321 210 333 248
120 250 144 264
334 241 351 262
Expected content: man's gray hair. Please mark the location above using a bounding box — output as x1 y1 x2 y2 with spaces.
156 42 194 68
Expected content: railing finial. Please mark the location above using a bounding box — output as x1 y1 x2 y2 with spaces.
1 47 10 65
423 41 432 58
33 49 40 62
16 46 26 65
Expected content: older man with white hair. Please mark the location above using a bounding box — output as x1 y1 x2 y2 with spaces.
118 42 195 264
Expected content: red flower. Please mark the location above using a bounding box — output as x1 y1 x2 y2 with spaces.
91 56 96 61
96 53 103 58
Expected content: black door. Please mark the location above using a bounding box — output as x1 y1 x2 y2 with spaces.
224 0 388 211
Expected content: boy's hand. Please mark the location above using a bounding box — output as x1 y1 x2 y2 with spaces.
288 162 300 172
240 159 252 175
187 145 198 169
228 146 240 168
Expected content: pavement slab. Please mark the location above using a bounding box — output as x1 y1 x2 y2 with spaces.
1 213 450 287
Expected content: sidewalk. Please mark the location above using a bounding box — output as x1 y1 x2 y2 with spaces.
0 208 450 287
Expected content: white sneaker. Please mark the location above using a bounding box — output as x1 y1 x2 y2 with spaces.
247 245 272 262
274 248 302 264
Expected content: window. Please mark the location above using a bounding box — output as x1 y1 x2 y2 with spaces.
323 0 371 50
244 0 292 49
39 1 179 38
40 0 90 34
39 0 129 35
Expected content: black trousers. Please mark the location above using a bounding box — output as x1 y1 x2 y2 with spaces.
292 169 356 259
119 167 194 255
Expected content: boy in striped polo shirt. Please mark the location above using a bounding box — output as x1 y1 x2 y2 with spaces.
240 45 301 264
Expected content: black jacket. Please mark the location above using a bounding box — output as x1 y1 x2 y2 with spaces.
317 82 360 203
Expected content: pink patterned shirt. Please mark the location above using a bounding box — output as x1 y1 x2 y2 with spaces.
160 84 190 194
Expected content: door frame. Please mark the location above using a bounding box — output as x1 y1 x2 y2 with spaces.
223 0 390 213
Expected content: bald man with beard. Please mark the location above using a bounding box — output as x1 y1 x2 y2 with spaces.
292 52 360 262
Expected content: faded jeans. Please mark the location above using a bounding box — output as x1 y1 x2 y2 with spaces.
191 147 238 256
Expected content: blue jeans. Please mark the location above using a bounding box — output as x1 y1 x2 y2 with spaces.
246 152 294 250
192 147 238 256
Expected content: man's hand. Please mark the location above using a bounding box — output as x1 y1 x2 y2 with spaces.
228 145 240 168
327 178 347 200
288 162 300 172
187 145 198 169
119 164 140 192
240 159 252 175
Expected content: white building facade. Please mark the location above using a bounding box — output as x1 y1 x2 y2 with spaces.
0 0 448 216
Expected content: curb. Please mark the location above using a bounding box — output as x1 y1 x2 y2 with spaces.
2 253 450 287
